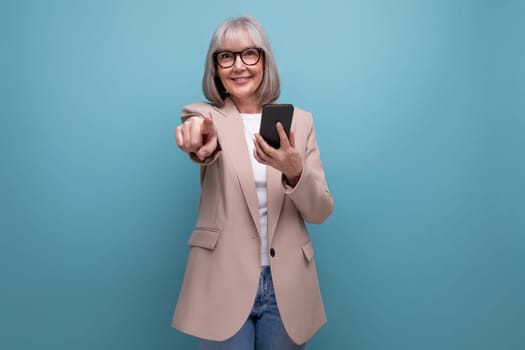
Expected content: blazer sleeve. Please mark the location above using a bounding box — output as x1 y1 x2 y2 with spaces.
180 102 222 165
282 112 334 224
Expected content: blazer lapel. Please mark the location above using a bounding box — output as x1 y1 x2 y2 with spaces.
215 99 261 234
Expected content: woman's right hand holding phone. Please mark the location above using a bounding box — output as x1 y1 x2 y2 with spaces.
175 116 218 161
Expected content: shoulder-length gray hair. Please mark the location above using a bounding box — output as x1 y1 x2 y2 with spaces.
202 16 280 107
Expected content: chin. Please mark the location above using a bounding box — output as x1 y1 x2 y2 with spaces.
230 89 256 99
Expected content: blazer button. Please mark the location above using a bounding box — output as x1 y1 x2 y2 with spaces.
270 248 275 257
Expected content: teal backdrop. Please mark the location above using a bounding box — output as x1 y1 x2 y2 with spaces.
2 0 524 349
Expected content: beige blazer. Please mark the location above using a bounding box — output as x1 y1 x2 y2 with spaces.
171 98 334 345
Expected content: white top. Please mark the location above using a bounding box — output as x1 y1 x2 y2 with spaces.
240 113 269 266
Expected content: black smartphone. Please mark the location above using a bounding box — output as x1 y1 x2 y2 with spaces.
259 104 294 149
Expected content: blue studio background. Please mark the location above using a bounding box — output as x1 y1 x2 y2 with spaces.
2 0 524 349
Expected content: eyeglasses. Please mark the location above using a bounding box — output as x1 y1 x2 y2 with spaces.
213 47 263 68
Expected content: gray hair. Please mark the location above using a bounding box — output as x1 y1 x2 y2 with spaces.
202 16 280 107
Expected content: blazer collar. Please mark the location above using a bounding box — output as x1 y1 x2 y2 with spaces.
214 97 238 118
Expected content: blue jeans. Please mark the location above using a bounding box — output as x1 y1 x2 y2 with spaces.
197 266 306 350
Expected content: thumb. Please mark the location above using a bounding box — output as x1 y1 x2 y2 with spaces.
201 117 215 137
289 130 296 148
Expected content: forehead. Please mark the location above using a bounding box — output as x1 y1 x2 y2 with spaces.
218 28 257 51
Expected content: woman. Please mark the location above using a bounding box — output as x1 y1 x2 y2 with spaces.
173 16 333 350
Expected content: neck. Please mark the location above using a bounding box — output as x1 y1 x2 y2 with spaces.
231 96 262 114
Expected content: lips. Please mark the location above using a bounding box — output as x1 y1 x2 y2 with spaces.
231 76 252 81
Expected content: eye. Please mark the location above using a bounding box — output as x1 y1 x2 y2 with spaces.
218 52 233 60
243 49 258 57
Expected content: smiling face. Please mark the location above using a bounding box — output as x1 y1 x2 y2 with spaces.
216 30 264 113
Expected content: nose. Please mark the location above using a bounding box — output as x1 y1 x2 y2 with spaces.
232 53 246 70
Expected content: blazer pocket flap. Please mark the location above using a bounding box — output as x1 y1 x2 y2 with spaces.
188 228 220 250
302 241 315 262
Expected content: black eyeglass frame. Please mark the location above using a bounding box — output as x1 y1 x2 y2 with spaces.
213 47 264 68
